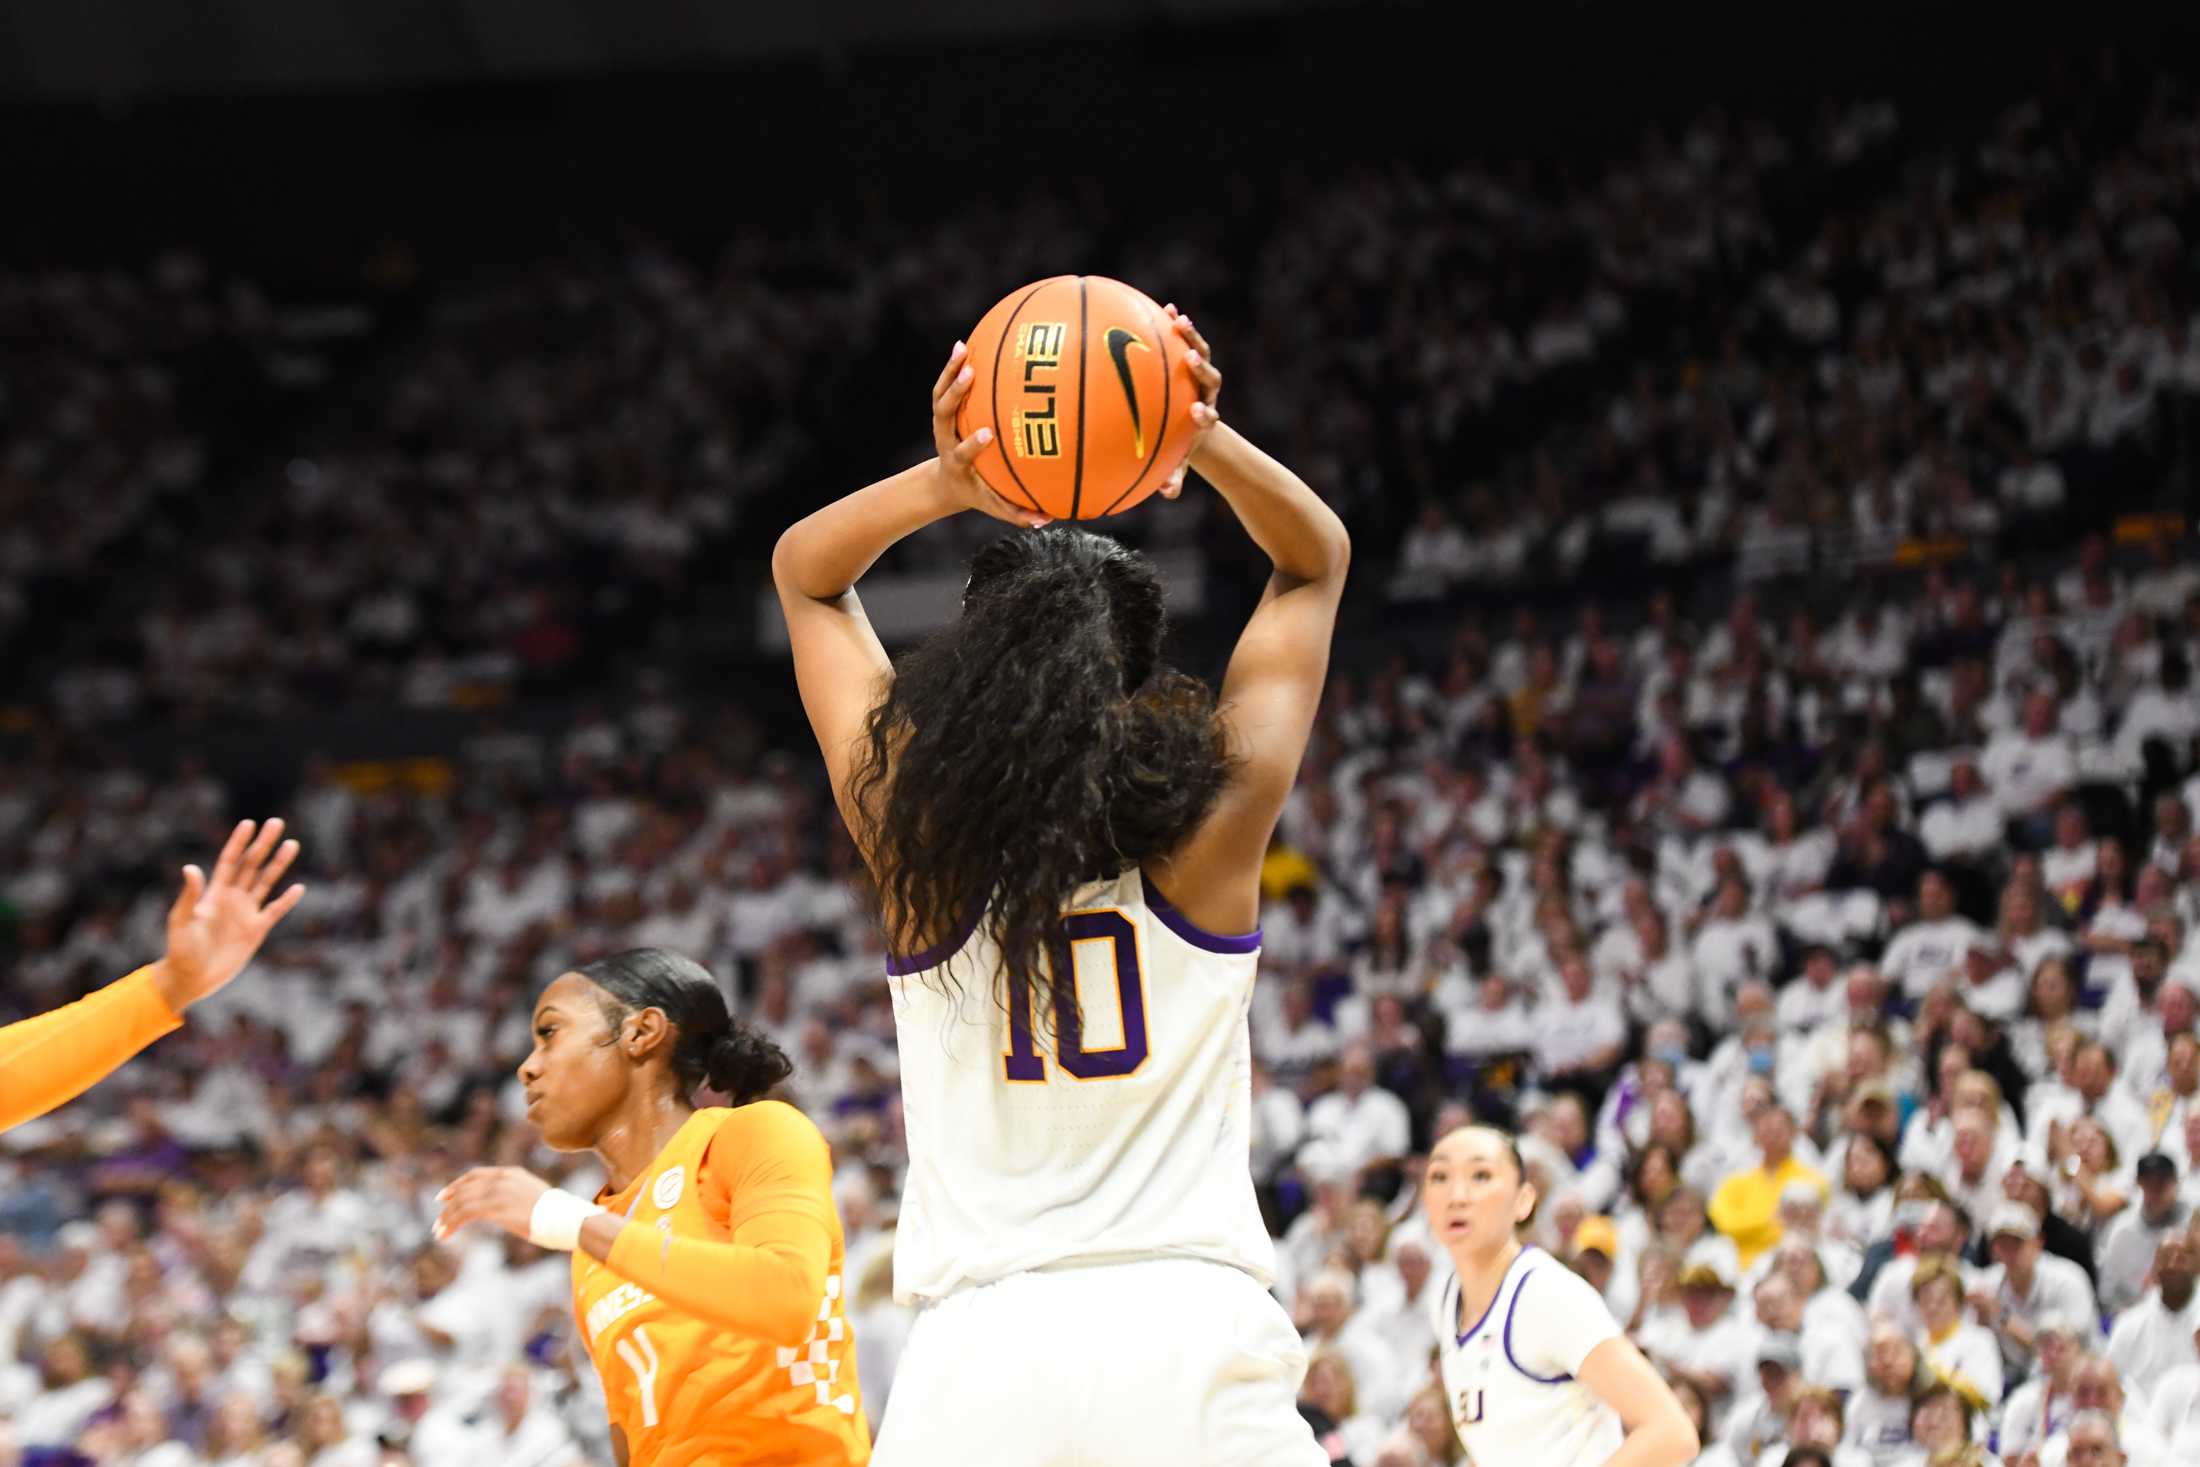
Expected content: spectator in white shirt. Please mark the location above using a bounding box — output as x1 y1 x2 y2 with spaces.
2036 1359 2170 1467
1303 1042 1414 1182
1971 1200 2100 1381
14 1331 115 1453
1264 881 1356 983
1533 955 1629 1092
463 1365 586 1467
2147 1324 2200 1459
1881 870 1986 1001
1294 1267 1407 1425
1640 1243 1757 1431
1358 1234 1442 1378
1635 734 1735 838
2114 652 2199 772
2098 1153 2193 1314
1982 690 2079 837
1777 945 1849 1035
1844 1324 1927 1464
2106 1232 2200 1397
1996 1311 2094 1464
1910 1254 2003 1411
1255 978 1341 1087
2034 797 2093 888
1919 759 2006 866
1692 875 1782 1031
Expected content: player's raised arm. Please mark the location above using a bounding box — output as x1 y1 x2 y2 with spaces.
1159 308 1350 934
771 342 1052 844
0 819 304 1133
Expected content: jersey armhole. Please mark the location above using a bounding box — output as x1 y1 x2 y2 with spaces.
1501 1269 1575 1385
1140 871 1261 954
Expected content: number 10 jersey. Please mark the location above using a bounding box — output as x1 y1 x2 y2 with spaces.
885 867 1276 1304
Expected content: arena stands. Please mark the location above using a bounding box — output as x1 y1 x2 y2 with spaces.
3 43 2200 1467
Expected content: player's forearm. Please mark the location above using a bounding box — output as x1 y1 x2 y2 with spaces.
585 1212 831 1348
1194 425 1349 586
773 461 957 601
0 966 183 1133
1601 1415 1700 1467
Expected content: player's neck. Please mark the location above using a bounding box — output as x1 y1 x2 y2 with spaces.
1452 1237 1524 1323
595 1093 697 1194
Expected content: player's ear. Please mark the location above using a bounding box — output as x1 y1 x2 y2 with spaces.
622 1006 673 1062
1514 1182 1538 1227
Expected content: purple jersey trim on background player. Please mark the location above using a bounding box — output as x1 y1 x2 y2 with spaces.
1502 1267 1574 1384
1454 1246 1533 1346
1141 872 1262 954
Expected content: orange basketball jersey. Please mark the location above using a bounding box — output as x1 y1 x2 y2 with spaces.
573 1103 869 1466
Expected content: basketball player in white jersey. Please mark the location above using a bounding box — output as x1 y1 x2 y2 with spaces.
775 308 1341 1464
1426 1125 1700 1467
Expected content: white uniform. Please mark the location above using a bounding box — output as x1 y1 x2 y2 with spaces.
876 867 1322 1467
1433 1245 1625 1467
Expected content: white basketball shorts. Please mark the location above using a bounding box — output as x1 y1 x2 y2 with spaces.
870 1256 1327 1467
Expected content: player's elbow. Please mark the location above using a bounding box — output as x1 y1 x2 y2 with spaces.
760 1303 821 1350
1314 517 1351 578
760 1267 834 1349
1629 1405 1699 1467
769 528 805 593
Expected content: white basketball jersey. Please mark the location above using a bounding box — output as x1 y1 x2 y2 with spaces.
1432 1246 1625 1467
886 867 1276 1303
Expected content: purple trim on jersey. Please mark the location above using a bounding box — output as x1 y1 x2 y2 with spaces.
884 911 982 976
1502 1266 1574 1384
1455 1246 1534 1346
1140 872 1262 954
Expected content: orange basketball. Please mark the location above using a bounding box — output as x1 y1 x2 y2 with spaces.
956 275 1197 521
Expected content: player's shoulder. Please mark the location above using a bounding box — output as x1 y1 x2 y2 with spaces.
707 1099 828 1152
1516 1250 1616 1324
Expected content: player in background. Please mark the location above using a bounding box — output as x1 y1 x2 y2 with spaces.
775 307 1343 1465
434 948 869 1467
2 817 304 1133
1426 1125 1699 1467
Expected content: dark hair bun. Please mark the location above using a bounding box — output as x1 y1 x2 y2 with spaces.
706 1025 794 1106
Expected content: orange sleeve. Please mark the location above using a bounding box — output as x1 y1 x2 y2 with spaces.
605 1102 836 1348
0 966 183 1134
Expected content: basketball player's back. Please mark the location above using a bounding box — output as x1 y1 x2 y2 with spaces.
877 867 1318 1466
776 307 1346 1465
887 867 1273 1300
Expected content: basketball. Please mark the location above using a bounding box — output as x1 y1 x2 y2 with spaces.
956 275 1198 521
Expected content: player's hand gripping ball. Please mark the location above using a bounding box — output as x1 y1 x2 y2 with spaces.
950 276 1211 521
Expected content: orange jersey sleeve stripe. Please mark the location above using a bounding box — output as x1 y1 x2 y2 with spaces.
0 967 182 1133
606 1199 833 1348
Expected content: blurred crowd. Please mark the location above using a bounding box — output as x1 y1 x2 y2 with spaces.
5 519 2198 1466
5 45 2200 1467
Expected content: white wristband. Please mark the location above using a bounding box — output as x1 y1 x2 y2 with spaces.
528 1189 607 1251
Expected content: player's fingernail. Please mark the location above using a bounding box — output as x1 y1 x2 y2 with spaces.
975 427 993 445
1186 350 1201 365
957 365 973 383
952 339 966 354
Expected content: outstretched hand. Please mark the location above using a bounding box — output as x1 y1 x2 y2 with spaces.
434 1166 552 1244
1161 303 1224 499
150 819 306 1014
931 341 1052 529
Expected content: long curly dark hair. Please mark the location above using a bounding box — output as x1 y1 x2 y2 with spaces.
850 527 1234 1033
